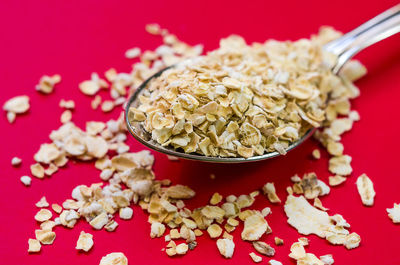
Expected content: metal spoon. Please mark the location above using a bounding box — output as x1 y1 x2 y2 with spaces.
125 4 400 163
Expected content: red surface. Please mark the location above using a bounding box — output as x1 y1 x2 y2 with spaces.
1 0 400 264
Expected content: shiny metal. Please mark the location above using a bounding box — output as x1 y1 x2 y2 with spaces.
324 4 400 73
125 4 400 163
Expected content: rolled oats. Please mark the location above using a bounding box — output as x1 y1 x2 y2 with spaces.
99 252 128 265
175 243 188 255
312 149 321 159
262 183 281 203
20 175 32 186
328 175 346 186
241 212 268 241
207 223 223 238
125 47 141 59
35 229 56 244
356 173 375 206
28 238 41 253
268 260 283 265
36 74 61 94
284 195 360 248
274 237 284 246
249 252 262 263
252 241 275 256
36 196 49 208
387 203 400 223
328 155 352 176
216 238 235 258
11 156 22 166
61 110 72 123
31 163 45 178
59 99 75 109
76 231 94 252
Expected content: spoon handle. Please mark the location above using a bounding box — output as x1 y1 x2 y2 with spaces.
324 4 400 73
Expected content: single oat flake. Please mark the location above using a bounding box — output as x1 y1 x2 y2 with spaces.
356 173 375 206
99 252 128 265
216 238 235 258
76 231 94 252
249 252 262 263
387 203 400 223
28 238 41 253
284 195 360 249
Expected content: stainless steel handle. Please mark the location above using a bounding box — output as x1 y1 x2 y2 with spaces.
325 4 400 73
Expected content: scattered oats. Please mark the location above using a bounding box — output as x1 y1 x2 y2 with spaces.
241 212 268 241
125 47 141 59
44 163 58 176
151 222 166 238
59 99 75 109
250 252 262 263
268 260 283 265
90 212 108 230
91 95 102 109
207 223 223 238
60 110 72 123
165 185 195 199
28 238 41 253
36 196 49 208
252 241 275 256
223 231 233 240
175 243 188 255
210 192 223 205
327 141 344 156
31 163 45 178
166 247 177 257
36 74 61 94
34 143 61 164
356 173 375 206
3 95 30 114
7 111 16 123
11 157 22 166
119 207 133 220
284 195 359 248
289 241 324 265
262 182 281 203
314 198 329 211
328 175 346 186
329 155 352 176
344 233 361 249
348 110 360 121
291 174 301 183
20 175 32 186
35 229 56 244
292 172 330 199
101 100 115 112
40 220 56 230
274 237 284 246
320 254 334 265
99 252 128 265
216 238 235 258
194 229 203 236
226 195 237 203
105 220 119 232
170 229 180 239
387 203 400 223
145 23 161 35
312 149 321 159
76 231 94 252
298 237 309 246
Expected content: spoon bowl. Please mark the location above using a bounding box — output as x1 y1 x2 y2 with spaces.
125 4 399 163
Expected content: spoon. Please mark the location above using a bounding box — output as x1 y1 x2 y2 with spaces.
125 4 400 163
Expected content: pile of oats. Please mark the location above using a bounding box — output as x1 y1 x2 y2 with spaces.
129 27 366 159
11 24 380 263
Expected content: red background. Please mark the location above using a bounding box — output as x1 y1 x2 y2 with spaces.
1 0 399 264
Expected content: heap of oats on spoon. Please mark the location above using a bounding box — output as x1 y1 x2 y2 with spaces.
4 22 400 265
